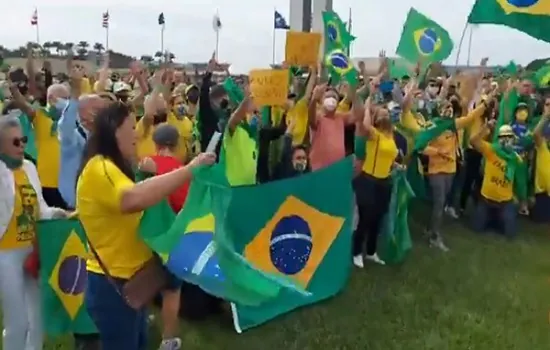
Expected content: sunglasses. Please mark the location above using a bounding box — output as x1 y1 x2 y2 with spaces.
12 136 28 148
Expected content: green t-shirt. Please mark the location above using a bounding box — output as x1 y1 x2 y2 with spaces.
221 122 258 186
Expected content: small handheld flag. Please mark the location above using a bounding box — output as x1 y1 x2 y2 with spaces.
31 9 38 26
213 13 222 32
102 11 109 29
274 10 290 30
158 12 165 26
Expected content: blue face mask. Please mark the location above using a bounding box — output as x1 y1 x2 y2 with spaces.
177 105 186 116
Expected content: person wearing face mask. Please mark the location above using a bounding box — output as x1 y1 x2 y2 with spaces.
136 70 190 163
421 98 489 251
57 67 106 210
308 82 360 171
509 102 532 215
352 88 398 268
424 79 441 118
185 85 199 117
270 117 310 180
7 80 70 210
197 54 230 155
470 122 526 238
0 114 68 350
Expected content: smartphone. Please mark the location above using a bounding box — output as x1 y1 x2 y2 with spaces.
206 132 222 153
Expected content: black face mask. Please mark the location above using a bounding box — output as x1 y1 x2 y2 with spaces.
153 112 168 125
117 95 129 103
187 94 199 104
219 98 229 110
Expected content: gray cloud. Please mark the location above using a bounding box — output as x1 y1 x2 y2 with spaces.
1 0 548 73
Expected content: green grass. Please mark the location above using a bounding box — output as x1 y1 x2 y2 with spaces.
37 206 550 349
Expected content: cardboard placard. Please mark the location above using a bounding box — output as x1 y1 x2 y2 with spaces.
249 69 289 106
285 31 321 67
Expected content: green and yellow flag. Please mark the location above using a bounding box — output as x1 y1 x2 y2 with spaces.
37 219 96 336
396 8 454 64
468 0 550 43
535 64 550 88
322 11 357 86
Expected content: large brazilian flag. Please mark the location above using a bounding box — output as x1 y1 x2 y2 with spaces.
37 219 96 336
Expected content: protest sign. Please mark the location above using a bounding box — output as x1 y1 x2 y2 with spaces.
285 31 321 67
249 69 288 106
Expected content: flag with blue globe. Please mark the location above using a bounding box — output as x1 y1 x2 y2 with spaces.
396 8 453 64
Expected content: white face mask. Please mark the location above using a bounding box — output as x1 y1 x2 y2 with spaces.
323 97 338 112
428 86 439 96
417 99 425 110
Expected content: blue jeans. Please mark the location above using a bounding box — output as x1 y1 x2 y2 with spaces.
471 197 517 237
85 272 147 350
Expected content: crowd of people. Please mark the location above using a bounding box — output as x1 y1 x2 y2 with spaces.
0 43 549 350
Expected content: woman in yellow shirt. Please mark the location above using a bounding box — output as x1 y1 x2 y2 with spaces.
0 115 67 350
532 102 550 223
76 102 215 349
352 87 399 268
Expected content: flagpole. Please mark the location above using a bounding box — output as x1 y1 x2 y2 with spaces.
454 22 469 66
161 25 165 57
347 7 352 57
272 8 276 65
466 26 474 67
215 9 220 61
105 27 109 52
35 23 40 46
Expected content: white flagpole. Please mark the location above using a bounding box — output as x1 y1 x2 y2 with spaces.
272 8 276 65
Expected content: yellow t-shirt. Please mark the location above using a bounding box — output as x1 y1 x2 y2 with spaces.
76 156 153 279
479 141 519 203
535 141 550 195
362 128 398 179
136 113 193 162
0 169 39 250
286 99 309 145
426 131 459 175
34 109 61 188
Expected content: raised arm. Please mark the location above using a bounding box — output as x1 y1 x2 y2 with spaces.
533 104 550 146
308 83 326 131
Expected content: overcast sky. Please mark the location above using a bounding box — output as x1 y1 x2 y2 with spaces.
1 0 548 73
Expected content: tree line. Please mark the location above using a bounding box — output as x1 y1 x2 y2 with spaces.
0 41 176 69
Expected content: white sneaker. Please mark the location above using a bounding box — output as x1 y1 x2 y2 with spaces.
445 206 459 219
159 338 182 350
429 237 450 252
365 253 386 265
352 254 364 268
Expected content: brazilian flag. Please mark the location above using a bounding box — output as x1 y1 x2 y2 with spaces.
37 219 96 336
396 8 454 65
468 0 550 44
148 158 354 332
322 11 357 86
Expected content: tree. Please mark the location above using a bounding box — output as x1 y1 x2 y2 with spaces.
51 41 63 56
140 55 154 63
93 42 105 55
154 51 163 60
168 52 175 62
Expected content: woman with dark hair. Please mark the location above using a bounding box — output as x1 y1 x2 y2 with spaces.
76 102 215 350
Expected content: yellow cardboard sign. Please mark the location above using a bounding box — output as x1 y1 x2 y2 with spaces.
285 31 321 67
249 69 289 106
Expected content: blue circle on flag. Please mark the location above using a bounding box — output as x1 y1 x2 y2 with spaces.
327 24 338 42
418 28 438 55
507 0 538 7
58 255 87 295
269 215 312 275
166 232 224 282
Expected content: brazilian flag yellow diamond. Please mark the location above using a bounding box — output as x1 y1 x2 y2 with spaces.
48 230 88 320
244 195 344 288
